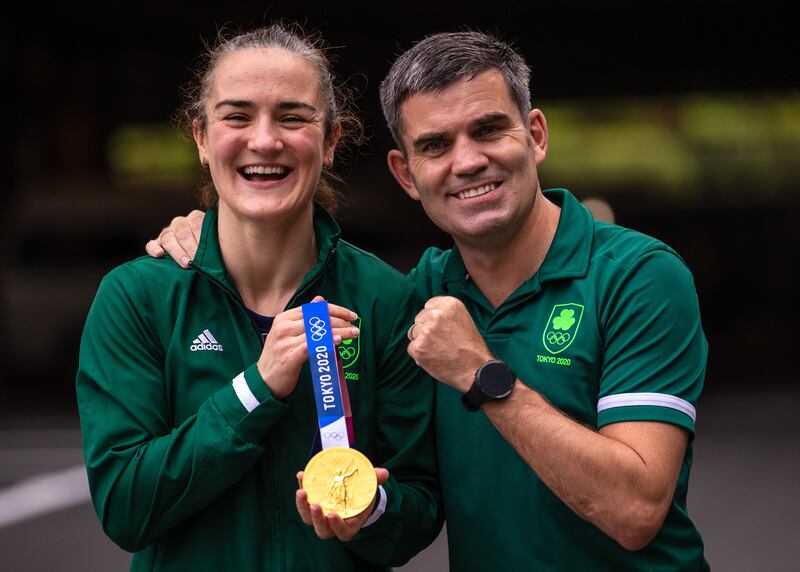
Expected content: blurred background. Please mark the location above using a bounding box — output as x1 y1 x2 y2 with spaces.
1 1 797 570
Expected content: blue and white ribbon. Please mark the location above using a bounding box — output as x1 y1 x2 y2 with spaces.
302 301 352 450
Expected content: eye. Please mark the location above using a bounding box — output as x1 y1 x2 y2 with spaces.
224 113 249 123
281 115 310 126
476 124 501 137
422 140 447 153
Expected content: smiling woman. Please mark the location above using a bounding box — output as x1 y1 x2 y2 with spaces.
75 24 441 572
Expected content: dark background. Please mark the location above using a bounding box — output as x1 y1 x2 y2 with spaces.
2 0 798 410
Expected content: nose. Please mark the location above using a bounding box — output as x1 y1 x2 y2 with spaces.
248 117 284 154
451 136 489 177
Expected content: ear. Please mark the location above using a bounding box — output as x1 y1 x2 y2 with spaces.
323 121 342 167
387 149 421 201
192 119 209 167
528 109 548 166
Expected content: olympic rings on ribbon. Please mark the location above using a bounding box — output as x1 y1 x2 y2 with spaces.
308 316 327 342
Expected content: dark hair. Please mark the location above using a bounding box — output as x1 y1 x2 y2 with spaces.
178 23 362 213
379 31 531 151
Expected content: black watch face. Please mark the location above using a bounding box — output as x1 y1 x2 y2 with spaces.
479 362 513 397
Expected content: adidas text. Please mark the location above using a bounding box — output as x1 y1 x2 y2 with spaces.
190 342 223 352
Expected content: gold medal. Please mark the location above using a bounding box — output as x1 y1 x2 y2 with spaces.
302 448 377 518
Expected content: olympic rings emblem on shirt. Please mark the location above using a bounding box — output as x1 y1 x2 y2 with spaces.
339 346 356 360
323 431 345 441
308 317 327 342
546 331 571 345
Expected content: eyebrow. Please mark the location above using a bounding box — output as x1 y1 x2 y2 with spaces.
214 99 318 113
474 112 513 126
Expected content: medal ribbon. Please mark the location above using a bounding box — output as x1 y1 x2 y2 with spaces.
302 300 355 450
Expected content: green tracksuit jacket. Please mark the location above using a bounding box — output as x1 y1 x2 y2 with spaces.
76 207 442 571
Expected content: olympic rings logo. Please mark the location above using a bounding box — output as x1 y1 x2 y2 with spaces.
546 331 571 345
323 432 345 441
339 346 356 360
308 317 327 342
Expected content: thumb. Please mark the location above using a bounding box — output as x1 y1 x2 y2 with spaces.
375 467 390 485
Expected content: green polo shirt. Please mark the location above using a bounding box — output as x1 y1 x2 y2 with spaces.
410 189 708 571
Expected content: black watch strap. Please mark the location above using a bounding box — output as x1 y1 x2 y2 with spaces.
461 360 515 412
461 382 486 412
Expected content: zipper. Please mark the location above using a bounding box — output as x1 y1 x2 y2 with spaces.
192 247 336 570
286 247 337 309
190 246 336 344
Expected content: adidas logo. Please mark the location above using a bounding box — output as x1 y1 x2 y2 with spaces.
190 329 224 352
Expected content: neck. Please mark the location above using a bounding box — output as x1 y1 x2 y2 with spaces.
456 191 561 308
217 205 319 316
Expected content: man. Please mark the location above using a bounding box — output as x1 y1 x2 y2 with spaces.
148 31 709 571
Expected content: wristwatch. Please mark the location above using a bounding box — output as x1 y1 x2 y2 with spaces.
461 359 515 412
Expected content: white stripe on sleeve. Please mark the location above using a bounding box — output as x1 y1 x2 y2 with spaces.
232 372 260 413
597 392 696 422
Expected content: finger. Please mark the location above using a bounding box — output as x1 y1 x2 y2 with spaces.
286 297 357 323
295 489 313 525
170 217 199 262
327 512 359 541
309 504 335 539
275 312 358 341
158 228 192 269
296 471 304 489
332 325 360 342
186 210 204 241
326 302 358 322
145 239 165 258
329 317 356 328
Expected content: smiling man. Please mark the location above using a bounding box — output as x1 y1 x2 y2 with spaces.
148 31 709 571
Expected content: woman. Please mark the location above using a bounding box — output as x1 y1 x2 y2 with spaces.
77 24 440 571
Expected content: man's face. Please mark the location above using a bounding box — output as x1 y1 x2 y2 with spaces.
387 70 547 249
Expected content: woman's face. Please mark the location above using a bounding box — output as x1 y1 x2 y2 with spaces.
194 47 338 224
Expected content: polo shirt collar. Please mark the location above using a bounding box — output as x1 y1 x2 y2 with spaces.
440 188 593 297
537 188 593 282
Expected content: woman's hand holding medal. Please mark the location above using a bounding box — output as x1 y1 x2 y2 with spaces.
294 466 390 541
256 295 359 399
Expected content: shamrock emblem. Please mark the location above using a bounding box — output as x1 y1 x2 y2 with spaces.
552 309 576 331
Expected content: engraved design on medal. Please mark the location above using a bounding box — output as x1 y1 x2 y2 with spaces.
324 461 358 512
303 448 377 518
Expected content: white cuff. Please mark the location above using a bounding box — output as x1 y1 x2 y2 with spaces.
232 372 259 413
361 485 387 528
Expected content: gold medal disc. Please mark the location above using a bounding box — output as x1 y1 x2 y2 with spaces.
302 448 377 518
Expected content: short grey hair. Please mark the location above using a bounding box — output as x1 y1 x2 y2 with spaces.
379 31 532 150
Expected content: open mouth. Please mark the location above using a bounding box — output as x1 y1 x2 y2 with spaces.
239 165 291 182
455 183 497 200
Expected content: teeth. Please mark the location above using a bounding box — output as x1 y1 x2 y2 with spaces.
456 183 496 200
243 165 287 175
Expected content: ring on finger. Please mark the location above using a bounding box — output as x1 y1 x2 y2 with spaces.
407 321 423 341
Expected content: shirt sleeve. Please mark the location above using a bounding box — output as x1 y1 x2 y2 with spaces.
345 278 444 565
597 249 708 435
76 264 288 552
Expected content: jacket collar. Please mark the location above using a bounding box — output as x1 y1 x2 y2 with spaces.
191 206 342 301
